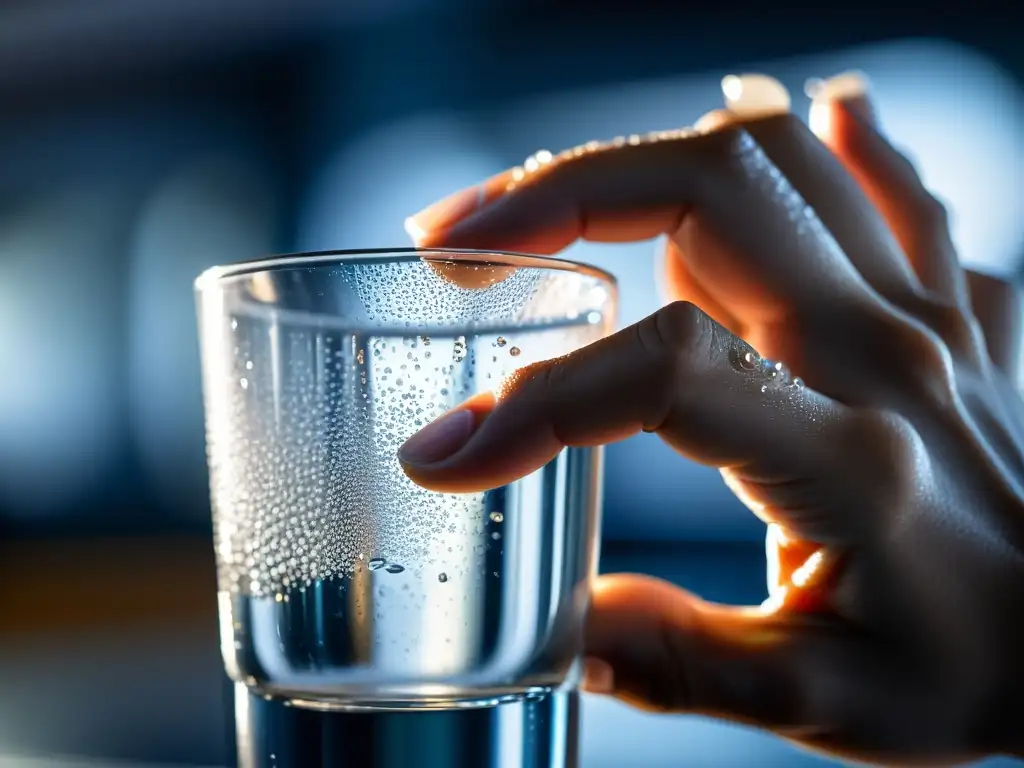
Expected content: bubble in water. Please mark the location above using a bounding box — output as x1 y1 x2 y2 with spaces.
385 563 405 574
438 572 448 583
791 377 804 389
489 511 503 523
491 531 501 540
495 336 507 347
239 378 249 389
509 347 521 357
368 558 386 571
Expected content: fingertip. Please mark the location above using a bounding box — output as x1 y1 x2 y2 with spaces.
397 392 498 480
721 73 791 118
582 656 616 694
397 389 562 493
807 71 878 142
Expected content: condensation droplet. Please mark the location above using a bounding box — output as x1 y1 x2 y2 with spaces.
368 558 386 571
438 572 448 583
495 336 507 347
509 347 521 357
489 511 503 523
385 563 405 574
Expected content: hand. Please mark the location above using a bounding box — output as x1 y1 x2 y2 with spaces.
397 72 1024 765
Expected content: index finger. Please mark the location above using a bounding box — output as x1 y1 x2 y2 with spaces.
407 127 877 334
408 133 698 254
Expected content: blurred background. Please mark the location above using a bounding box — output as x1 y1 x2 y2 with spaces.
1 0 1023 765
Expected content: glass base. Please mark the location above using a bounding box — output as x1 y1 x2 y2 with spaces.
282 686 555 713
234 682 580 768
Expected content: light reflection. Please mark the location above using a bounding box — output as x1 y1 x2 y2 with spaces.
128 155 277 519
0 187 123 516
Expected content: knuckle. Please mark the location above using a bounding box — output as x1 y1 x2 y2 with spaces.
840 408 925 515
914 294 985 360
641 301 716 365
857 306 958 404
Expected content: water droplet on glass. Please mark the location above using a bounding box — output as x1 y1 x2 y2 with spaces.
368 558 386 571
453 337 467 362
239 378 249 389
496 336 507 347
509 347 521 357
438 572 448 583
385 563 405 574
739 351 759 370
489 511 503 523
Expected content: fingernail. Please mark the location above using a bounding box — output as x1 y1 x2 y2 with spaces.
582 657 615 694
721 74 791 118
405 184 486 245
398 407 478 466
806 70 878 135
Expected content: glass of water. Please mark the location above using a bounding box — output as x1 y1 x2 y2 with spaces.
196 248 617 711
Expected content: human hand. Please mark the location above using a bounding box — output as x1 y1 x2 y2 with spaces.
398 72 1024 765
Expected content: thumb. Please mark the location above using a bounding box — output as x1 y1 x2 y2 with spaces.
584 574 833 734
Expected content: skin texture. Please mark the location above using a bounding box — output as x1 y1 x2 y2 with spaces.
397 85 1024 765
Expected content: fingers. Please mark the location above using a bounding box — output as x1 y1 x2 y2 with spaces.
583 573 845 733
400 302 888 545
704 75 990 372
700 75 922 307
965 269 1023 378
809 73 970 310
408 121 892 383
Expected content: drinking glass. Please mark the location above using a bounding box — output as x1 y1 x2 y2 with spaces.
195 248 616 711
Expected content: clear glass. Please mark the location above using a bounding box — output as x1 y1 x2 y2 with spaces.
195 248 617 711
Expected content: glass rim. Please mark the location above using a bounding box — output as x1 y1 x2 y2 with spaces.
194 247 617 293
